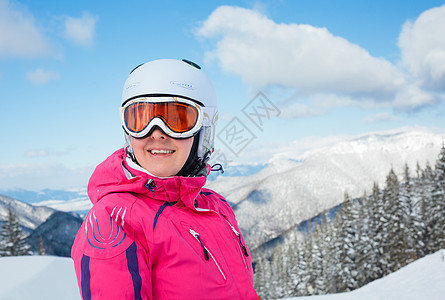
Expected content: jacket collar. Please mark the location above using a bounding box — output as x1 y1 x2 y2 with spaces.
121 150 207 210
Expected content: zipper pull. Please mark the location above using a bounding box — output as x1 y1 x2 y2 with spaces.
145 179 157 197
190 229 209 260
225 219 249 257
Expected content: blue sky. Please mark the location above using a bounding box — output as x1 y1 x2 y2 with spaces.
1 0 444 190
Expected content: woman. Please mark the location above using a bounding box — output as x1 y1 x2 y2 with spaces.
71 59 259 299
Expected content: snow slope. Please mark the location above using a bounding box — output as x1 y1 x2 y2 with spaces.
0 249 443 300
285 249 445 300
0 256 80 300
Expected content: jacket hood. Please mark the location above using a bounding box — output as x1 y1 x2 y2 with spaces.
87 148 208 210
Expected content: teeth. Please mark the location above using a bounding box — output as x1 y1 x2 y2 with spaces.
150 149 174 154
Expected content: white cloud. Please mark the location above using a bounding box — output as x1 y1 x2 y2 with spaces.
198 5 445 116
197 6 405 97
393 84 441 112
361 112 401 125
0 0 52 58
399 5 445 91
279 102 324 119
24 148 71 158
26 68 59 85
64 12 98 47
25 149 49 158
277 92 377 119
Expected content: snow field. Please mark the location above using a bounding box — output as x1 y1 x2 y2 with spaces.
0 255 80 300
285 249 445 300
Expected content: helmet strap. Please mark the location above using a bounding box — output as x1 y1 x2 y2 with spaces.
124 132 138 163
176 132 205 177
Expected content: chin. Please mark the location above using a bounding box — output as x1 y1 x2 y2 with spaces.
149 169 177 177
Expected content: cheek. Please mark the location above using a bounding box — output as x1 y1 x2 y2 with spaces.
130 138 146 154
178 138 194 161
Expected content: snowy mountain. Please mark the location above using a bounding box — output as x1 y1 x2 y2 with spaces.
0 194 82 256
26 211 83 257
206 127 445 250
0 248 443 300
0 194 54 234
0 188 91 215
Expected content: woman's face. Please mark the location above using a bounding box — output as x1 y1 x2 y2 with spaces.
130 128 193 177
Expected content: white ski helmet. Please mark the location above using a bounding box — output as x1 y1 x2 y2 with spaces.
121 59 218 176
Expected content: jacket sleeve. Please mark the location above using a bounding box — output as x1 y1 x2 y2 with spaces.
71 202 152 300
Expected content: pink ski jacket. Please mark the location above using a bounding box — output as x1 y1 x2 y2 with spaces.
71 148 259 299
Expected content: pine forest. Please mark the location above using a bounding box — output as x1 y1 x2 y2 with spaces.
254 145 445 299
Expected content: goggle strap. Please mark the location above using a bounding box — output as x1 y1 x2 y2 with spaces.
202 107 218 126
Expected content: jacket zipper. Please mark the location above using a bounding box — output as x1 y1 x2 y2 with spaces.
189 228 227 281
224 218 249 269
145 179 157 197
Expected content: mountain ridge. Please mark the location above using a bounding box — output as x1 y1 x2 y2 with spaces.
0 194 54 233
206 127 445 249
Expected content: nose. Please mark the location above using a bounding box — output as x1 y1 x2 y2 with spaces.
149 127 168 139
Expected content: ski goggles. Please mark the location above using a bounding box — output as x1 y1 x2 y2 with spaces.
121 96 217 139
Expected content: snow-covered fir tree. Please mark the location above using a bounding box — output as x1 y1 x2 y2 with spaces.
310 222 326 295
282 233 299 298
254 255 272 299
316 213 331 294
303 229 315 295
324 212 339 294
38 236 46 256
292 236 310 296
368 181 390 279
412 162 427 259
383 168 408 273
355 191 374 287
0 205 32 256
431 144 445 251
400 163 418 264
336 193 360 292
419 162 436 254
270 242 288 299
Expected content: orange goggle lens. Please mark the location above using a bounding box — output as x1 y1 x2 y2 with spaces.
123 101 199 134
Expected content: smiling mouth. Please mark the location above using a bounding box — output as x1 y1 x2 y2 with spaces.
149 149 175 155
